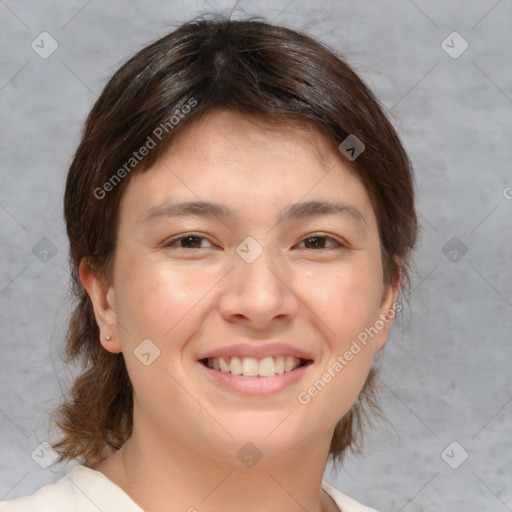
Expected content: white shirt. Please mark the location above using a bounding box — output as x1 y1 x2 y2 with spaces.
0 465 378 512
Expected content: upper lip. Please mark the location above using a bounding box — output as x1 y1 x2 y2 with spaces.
197 342 314 361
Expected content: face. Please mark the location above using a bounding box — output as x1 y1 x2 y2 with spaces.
84 109 398 466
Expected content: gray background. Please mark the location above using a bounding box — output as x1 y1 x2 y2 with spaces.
1 1 511 510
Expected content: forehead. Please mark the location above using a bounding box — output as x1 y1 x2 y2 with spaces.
118 109 376 229
169 110 339 168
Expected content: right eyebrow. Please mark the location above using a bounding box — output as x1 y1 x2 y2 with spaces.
143 200 235 223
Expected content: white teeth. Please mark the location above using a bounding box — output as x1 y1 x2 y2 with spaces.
230 356 243 375
242 357 259 376
259 357 275 377
274 356 285 374
205 355 305 377
284 356 296 372
219 357 230 372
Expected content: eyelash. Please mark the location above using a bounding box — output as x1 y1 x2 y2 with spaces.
162 233 346 250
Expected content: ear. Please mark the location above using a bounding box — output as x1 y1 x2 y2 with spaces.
79 259 122 354
373 271 401 353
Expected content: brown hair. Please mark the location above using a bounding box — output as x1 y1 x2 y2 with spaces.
54 13 417 469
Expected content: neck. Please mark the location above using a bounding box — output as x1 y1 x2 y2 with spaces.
95 422 338 512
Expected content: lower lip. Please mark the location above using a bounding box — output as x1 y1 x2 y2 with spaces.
198 361 313 395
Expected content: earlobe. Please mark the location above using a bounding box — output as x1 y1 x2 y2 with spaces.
374 273 401 353
380 277 400 312
79 260 122 354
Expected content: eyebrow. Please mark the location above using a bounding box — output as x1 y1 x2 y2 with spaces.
143 199 366 224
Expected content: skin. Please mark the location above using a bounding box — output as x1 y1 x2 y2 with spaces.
81 109 399 512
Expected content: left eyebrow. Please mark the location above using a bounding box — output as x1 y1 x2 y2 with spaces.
142 199 366 224
279 200 366 224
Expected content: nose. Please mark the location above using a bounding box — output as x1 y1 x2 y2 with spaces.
218 247 300 330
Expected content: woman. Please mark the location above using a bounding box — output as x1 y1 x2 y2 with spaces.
1 14 417 512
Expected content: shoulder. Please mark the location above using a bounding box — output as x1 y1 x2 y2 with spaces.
321 480 380 512
0 465 142 512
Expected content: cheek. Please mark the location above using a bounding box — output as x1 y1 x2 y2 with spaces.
113 251 216 342
306 260 384 344
296 263 383 414
110 258 209 422
110 255 223 398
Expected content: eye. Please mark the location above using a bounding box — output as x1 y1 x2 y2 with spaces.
296 234 345 250
162 233 216 249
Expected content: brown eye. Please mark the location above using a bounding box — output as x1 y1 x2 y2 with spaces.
163 234 214 249
298 235 344 250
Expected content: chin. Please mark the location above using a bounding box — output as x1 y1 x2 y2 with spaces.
204 411 315 459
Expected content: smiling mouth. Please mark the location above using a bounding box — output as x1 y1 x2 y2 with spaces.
199 355 312 378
